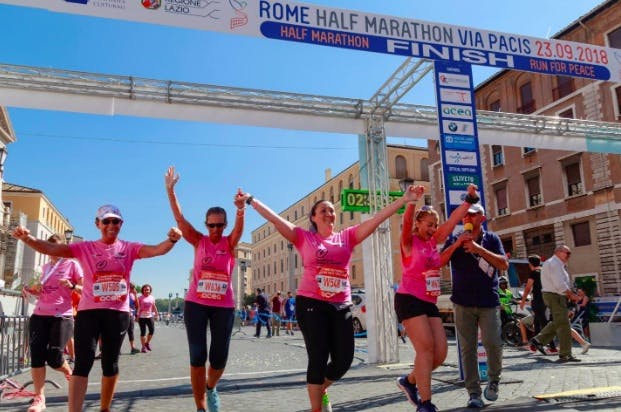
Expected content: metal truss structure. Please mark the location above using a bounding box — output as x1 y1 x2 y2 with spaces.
2 59 621 363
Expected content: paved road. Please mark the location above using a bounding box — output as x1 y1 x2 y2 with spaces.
2 322 621 411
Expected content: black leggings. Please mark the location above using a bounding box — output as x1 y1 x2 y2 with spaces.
126 316 135 342
295 296 354 385
73 309 130 377
184 301 234 369
138 318 155 337
29 314 73 369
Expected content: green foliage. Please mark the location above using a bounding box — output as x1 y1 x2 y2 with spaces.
243 293 256 308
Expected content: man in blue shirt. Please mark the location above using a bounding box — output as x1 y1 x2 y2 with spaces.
441 203 508 408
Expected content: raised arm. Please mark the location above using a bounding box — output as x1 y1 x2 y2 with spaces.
244 194 297 244
227 188 246 251
165 166 202 247
355 185 420 244
12 226 73 258
400 185 425 256
138 227 182 258
433 184 479 244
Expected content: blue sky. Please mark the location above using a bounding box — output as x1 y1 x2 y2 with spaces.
0 0 604 298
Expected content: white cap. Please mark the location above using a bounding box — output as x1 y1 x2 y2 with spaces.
96 204 123 221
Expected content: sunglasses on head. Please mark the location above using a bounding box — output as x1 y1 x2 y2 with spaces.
415 205 434 218
206 223 225 229
101 218 122 225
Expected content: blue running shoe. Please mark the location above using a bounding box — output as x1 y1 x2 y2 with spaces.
207 387 220 412
396 375 421 407
417 400 439 412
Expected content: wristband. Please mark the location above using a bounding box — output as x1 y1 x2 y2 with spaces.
169 238 178 244
246 195 254 206
464 194 480 204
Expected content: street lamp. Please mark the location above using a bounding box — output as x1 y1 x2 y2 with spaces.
64 229 73 244
168 292 173 314
399 177 415 192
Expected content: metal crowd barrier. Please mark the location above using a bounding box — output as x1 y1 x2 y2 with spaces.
0 315 30 380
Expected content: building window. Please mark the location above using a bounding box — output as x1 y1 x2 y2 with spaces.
330 187 334 203
438 168 444 191
608 26 621 48
523 147 536 156
424 195 432 206
494 183 509 216
517 82 535 114
525 173 542 207
558 108 575 118
553 76 574 100
572 221 591 247
420 158 429 181
615 86 621 121
492 145 504 167
489 99 501 112
563 157 584 197
395 155 407 179
351 265 356 280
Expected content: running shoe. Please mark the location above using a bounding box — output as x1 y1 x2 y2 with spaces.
529 338 547 355
467 393 484 408
321 390 332 412
27 395 46 412
145 342 152 351
396 375 421 407
581 342 591 354
207 387 220 412
141 347 147 353
417 400 439 412
131 348 141 354
483 380 499 401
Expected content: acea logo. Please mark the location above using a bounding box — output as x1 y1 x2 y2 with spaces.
142 0 161 9
441 104 473 120
65 0 89 4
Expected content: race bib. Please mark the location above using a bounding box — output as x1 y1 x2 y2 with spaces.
197 270 229 300
92 272 127 303
423 269 441 297
316 266 349 298
478 258 495 278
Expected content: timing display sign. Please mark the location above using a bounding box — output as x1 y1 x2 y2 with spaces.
3 0 621 81
341 189 406 213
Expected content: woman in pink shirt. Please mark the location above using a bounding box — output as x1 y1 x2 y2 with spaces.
243 187 419 412
165 166 245 412
13 204 182 412
395 184 477 412
137 284 159 352
22 234 84 412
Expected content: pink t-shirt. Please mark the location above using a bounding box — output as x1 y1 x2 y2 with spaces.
69 239 143 312
294 226 358 304
138 295 156 318
398 235 442 304
185 235 235 308
33 258 84 317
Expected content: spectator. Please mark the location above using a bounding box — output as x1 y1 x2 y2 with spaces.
574 287 591 340
530 245 582 363
244 186 418 412
271 291 283 336
519 255 557 353
255 288 272 338
284 291 296 335
13 204 181 412
441 202 508 408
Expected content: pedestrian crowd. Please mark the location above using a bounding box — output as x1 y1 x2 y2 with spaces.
12 172 594 412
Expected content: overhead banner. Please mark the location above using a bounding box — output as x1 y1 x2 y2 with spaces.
3 0 621 82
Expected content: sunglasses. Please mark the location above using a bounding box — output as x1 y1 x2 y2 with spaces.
415 205 434 218
564 251 572 256
206 223 226 229
466 212 481 217
101 218 122 225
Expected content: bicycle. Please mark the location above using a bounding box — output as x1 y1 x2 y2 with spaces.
0 377 61 401
500 300 525 347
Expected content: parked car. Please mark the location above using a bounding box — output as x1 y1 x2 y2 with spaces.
351 290 366 336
